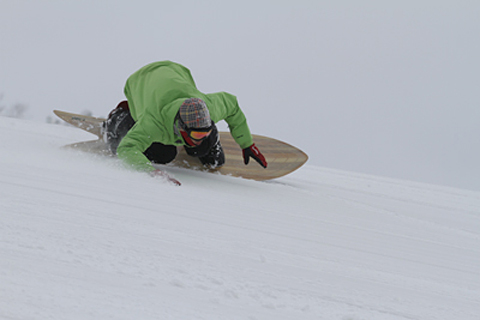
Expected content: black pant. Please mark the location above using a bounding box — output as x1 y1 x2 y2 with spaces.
104 101 225 167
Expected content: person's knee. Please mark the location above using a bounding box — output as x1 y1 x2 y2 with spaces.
144 143 178 164
199 142 225 168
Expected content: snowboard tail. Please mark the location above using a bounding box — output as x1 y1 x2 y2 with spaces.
53 110 105 139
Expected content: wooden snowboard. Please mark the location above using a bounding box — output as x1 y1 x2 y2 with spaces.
54 110 308 181
54 110 105 138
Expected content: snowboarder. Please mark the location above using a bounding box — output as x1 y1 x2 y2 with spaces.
103 61 268 179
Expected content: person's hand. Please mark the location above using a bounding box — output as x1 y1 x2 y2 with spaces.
150 169 181 186
242 144 267 168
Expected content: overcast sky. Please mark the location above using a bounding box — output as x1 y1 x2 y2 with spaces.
1 0 479 191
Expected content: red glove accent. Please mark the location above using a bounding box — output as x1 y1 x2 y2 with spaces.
242 144 267 168
150 169 182 186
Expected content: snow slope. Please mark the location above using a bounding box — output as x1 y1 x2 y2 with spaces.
1 116 479 320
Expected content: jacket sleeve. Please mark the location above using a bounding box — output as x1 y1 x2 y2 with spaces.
206 92 253 149
116 119 159 172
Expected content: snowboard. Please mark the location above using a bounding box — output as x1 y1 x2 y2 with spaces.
54 110 308 181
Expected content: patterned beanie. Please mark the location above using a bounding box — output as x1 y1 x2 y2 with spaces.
179 98 212 129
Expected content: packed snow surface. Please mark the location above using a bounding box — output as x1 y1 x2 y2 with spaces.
1 116 479 320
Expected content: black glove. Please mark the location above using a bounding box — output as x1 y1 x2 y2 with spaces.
242 144 267 168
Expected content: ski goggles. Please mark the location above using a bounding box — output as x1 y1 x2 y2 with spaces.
178 116 213 141
188 128 212 141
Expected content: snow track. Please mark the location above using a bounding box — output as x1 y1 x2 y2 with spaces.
1 117 479 320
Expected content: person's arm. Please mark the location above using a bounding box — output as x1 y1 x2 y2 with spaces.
206 92 267 168
206 92 253 148
116 118 159 172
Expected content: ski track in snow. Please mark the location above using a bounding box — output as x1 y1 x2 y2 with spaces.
1 116 479 320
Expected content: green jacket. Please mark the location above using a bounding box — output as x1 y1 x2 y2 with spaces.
117 61 253 172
